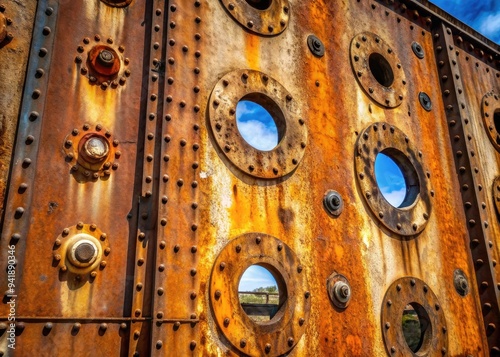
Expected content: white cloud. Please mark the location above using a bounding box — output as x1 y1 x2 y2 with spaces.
237 119 278 151
380 187 407 207
239 266 277 292
478 12 500 40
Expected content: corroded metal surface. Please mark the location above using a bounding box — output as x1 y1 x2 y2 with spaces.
350 32 408 108
0 1 36 219
355 122 433 236
432 21 500 354
381 277 448 356
208 69 307 179
0 0 499 356
210 233 310 356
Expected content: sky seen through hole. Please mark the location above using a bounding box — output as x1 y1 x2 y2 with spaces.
235 0 498 290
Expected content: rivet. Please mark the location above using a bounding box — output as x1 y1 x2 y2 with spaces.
235 245 241 253
240 339 247 348
265 344 271 353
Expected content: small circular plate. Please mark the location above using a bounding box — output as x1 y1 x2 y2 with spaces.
354 122 433 236
208 69 307 179
381 277 448 356
210 233 311 356
350 32 407 108
481 91 500 152
220 0 290 36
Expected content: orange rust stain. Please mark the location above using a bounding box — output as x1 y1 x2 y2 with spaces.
345 334 363 355
244 34 261 70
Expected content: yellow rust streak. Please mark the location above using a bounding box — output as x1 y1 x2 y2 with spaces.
244 33 261 70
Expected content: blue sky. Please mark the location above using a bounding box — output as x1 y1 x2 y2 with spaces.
239 265 278 292
236 101 278 151
375 153 407 207
431 0 500 44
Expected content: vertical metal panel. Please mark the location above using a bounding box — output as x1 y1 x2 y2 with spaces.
0 0 37 217
437 20 500 354
0 0 154 355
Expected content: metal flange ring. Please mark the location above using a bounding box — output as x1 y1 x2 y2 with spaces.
481 91 500 152
220 0 290 36
355 122 433 236
52 223 110 276
209 69 307 179
210 233 311 356
381 277 448 356
350 32 407 108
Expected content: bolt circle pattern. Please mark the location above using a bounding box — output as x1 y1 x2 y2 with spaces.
354 122 433 236
52 223 110 276
481 91 500 152
75 35 130 88
381 277 448 356
210 233 311 356
63 123 120 181
350 32 407 108
220 0 290 36
208 69 307 179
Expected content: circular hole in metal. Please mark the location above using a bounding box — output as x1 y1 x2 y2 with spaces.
236 94 285 151
369 53 394 87
244 0 272 10
238 264 286 323
402 303 432 354
375 150 420 208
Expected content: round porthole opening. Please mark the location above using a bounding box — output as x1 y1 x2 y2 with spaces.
79 134 110 164
245 0 272 10
369 53 394 87
236 94 286 151
402 303 432 354
238 264 286 323
375 149 420 209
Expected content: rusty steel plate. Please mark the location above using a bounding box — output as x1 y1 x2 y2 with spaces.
209 233 310 356
208 69 307 179
381 277 448 356
350 32 407 108
355 122 433 236
63 123 120 182
481 91 500 152
75 35 130 88
219 0 290 36
51 222 110 280
493 176 500 217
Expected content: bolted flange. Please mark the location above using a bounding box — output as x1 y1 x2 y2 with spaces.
327 273 351 309
412 41 425 59
307 35 325 57
419 92 432 111
323 190 343 216
453 269 469 296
